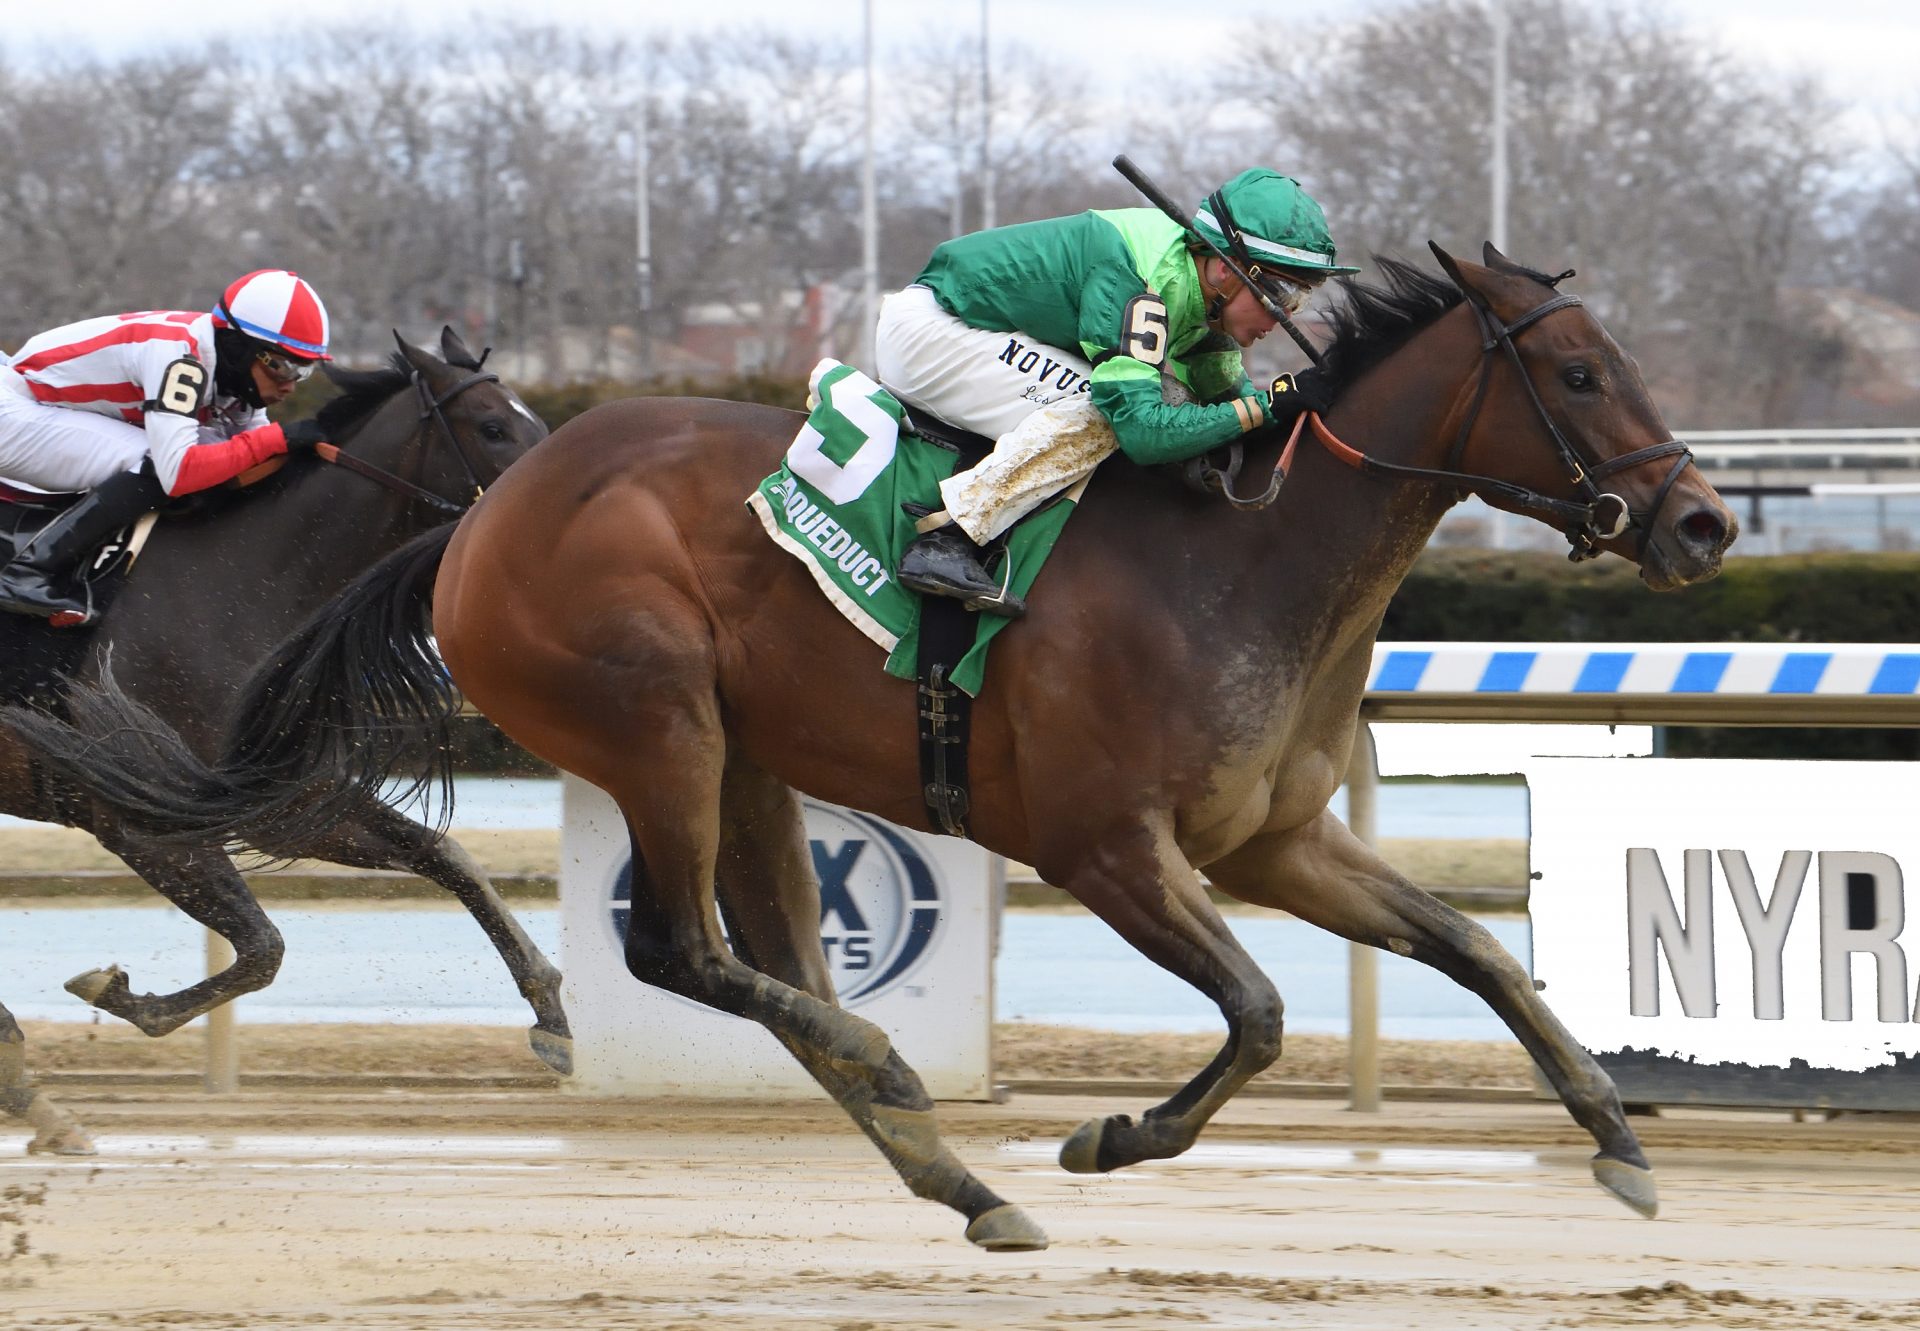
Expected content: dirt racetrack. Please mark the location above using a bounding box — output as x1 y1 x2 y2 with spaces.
5 1084 1919 1329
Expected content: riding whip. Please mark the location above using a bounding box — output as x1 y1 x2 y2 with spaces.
1111 154 1325 368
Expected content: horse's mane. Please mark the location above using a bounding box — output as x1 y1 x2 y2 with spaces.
315 345 483 438
1315 257 1467 397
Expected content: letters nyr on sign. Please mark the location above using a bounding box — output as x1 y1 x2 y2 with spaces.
1628 847 1920 1023
609 805 943 1005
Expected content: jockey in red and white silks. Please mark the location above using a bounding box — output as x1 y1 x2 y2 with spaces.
0 269 332 498
0 269 335 624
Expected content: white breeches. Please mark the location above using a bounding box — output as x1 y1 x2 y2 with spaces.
875 285 1117 544
0 369 146 491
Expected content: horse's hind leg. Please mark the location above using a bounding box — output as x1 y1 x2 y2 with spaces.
1206 809 1656 1219
709 749 1043 1249
262 804 571 1075
64 823 284 1037
571 635 1041 1250
1 1000 94 1155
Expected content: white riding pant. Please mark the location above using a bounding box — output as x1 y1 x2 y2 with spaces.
0 367 147 492
875 284 1117 544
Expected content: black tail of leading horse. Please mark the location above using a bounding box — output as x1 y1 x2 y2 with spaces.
1 522 462 854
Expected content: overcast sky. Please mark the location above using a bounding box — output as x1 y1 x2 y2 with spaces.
4 0 1914 134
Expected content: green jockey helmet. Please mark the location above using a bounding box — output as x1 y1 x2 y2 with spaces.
1191 168 1360 294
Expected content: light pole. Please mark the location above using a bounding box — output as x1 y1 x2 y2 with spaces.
635 108 653 372
1488 0 1512 551
861 0 879 372
1490 0 1510 252
980 0 994 231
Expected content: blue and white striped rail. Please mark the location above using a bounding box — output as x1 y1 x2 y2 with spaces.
1362 642 1920 725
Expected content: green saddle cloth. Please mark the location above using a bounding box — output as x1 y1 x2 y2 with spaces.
746 360 1073 697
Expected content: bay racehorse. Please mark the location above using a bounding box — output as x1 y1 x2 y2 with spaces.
19 246 1735 1243
0 328 559 1155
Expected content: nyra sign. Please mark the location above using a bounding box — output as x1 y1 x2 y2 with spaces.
1529 758 1920 1108
558 777 995 1099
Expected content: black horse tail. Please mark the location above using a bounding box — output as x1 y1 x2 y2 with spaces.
3 522 462 854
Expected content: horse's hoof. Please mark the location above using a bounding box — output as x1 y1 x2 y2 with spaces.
28 1126 96 1157
65 965 127 1007
1058 1117 1108 1174
1591 1154 1658 1218
529 1027 573 1077
964 1204 1048 1251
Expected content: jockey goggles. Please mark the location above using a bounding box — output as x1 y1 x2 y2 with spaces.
255 347 319 385
1250 265 1321 316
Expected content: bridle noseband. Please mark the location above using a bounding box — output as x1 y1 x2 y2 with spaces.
314 364 503 516
1216 281 1694 561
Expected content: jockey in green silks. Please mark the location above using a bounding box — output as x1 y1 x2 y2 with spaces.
875 167 1357 617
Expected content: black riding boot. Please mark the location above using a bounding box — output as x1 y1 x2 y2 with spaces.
896 522 1025 618
0 467 166 624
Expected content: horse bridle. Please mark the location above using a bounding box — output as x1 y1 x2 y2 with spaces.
314 364 503 517
1218 282 1694 561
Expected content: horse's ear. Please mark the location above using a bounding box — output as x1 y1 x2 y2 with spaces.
392 330 439 376
1482 241 1522 273
439 325 477 369
1428 241 1490 307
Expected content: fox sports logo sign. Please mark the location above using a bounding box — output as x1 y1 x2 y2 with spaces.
609 804 943 1004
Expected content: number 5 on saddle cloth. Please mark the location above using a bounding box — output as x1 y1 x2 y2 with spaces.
746 360 1080 836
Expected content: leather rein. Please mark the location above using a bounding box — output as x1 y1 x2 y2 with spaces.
1208 287 1694 561
313 367 501 516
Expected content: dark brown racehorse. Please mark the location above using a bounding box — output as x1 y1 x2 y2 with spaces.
23 247 1735 1244
0 329 559 1156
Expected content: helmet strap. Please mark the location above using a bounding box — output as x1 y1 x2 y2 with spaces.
212 325 267 410
1196 253 1241 330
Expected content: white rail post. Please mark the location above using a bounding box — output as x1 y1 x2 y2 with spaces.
203 929 238 1093
1345 720 1382 1112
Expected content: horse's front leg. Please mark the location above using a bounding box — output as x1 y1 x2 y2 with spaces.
1205 808 1657 1218
1 1000 94 1155
269 803 571 1076
64 825 284 1038
1043 815 1286 1173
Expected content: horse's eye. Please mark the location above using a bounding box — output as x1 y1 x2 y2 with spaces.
481 420 508 441
1563 365 1597 392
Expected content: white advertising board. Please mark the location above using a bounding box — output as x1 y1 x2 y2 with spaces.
1370 722 1651 777
1529 757 1920 1106
558 776 997 1100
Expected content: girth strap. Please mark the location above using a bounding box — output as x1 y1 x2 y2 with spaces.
915 595 976 838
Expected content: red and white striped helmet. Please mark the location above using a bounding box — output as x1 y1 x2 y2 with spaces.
213 269 332 361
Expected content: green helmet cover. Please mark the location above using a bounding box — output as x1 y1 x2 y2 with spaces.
1191 168 1359 277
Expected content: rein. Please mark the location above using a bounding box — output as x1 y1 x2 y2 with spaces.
1217 287 1694 560
315 368 501 516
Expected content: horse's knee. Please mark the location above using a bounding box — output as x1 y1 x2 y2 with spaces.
1237 985 1286 1069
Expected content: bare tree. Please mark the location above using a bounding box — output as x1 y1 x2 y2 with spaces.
0 51 236 344
1224 0 1846 425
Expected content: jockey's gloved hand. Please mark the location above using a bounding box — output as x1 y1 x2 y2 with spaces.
1267 368 1333 420
281 419 327 452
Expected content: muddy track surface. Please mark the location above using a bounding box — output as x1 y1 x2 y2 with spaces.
4 1089 1918 1329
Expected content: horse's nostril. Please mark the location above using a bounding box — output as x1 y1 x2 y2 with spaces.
1681 508 1729 552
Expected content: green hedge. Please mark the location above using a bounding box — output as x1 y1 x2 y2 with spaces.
516 373 809 431
1383 548 1920 644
